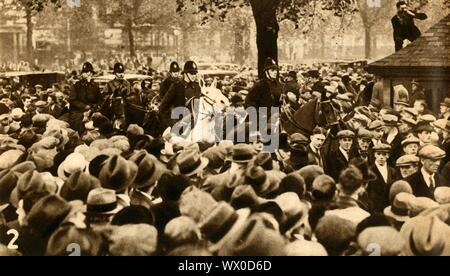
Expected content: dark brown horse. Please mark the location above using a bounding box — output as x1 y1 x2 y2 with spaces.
280 96 340 136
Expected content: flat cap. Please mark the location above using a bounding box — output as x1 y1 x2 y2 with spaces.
357 128 372 139
337 130 355 139
382 114 399 126
401 136 420 147
368 120 384 131
403 108 419 117
373 143 392 153
396 155 420 167
418 114 437 123
418 145 446 160
401 117 417 126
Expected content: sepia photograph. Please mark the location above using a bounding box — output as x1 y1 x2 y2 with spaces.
0 0 449 259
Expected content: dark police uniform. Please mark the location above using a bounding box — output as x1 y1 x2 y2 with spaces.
69 77 101 133
160 61 181 98
244 58 282 110
159 61 202 128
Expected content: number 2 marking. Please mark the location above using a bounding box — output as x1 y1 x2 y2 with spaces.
7 229 19 250
367 243 381 256
66 243 81 256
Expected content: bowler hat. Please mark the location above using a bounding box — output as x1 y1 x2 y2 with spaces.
414 122 434 133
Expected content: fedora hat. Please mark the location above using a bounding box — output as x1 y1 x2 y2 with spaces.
400 215 450 256
230 185 268 210
86 187 123 216
57 153 89 180
98 155 138 192
154 172 191 202
129 150 167 189
9 170 49 208
60 171 101 203
88 154 109 178
209 207 251 253
0 170 19 213
27 194 72 237
176 150 209 177
218 214 285 256
384 192 415 222
199 202 239 243
231 144 255 163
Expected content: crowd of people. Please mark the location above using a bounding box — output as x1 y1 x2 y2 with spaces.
0 54 449 256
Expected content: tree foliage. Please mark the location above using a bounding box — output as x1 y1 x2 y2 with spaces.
176 0 358 27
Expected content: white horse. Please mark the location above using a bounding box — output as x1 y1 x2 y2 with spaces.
189 77 230 143
169 77 230 143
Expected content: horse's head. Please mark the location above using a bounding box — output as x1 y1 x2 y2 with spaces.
200 77 230 108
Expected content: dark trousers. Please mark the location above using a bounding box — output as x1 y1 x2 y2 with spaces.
394 34 420 52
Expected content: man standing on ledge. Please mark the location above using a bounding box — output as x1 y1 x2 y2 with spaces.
392 1 427 52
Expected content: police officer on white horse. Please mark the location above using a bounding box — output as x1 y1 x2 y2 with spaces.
159 60 202 128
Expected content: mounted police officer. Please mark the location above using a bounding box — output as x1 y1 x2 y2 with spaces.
159 60 202 128
160 61 181 98
244 57 282 111
102 62 131 131
69 62 101 134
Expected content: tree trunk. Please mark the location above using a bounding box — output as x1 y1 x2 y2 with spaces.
250 0 280 80
364 26 371 59
25 5 33 62
126 19 135 57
